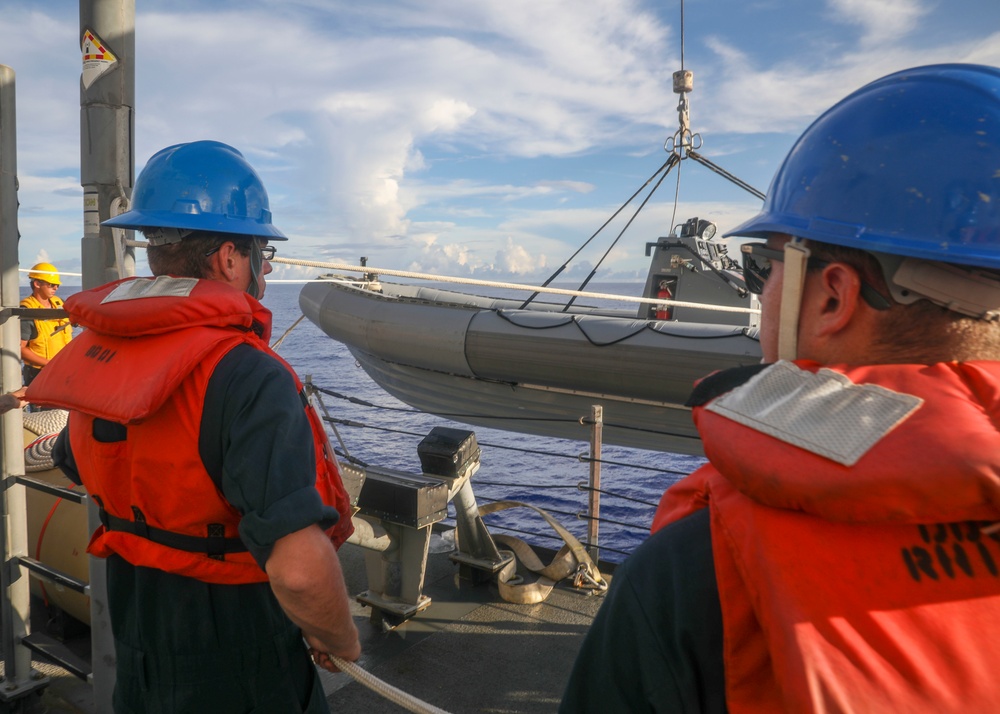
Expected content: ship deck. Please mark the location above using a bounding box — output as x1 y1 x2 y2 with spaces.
22 530 611 713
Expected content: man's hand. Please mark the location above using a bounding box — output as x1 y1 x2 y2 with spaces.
0 388 28 414
309 647 346 674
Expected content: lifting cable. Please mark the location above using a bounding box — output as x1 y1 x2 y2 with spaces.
520 153 678 309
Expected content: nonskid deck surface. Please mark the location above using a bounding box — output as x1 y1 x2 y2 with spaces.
20 534 609 714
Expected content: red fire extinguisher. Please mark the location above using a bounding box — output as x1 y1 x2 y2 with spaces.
656 280 674 320
655 279 673 321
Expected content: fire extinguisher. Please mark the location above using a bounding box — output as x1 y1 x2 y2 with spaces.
655 279 673 321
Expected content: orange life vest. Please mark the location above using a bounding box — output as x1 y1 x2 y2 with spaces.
27 276 354 585
653 360 1000 713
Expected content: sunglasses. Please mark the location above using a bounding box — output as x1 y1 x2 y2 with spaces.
740 242 891 310
204 243 276 260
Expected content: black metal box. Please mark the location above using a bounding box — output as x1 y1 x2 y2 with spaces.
417 427 480 478
356 466 448 528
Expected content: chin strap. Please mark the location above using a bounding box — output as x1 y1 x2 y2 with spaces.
778 238 811 361
247 241 263 299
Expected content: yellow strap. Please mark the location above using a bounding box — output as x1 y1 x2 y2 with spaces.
478 500 607 604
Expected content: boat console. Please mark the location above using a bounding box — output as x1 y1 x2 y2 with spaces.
642 216 757 327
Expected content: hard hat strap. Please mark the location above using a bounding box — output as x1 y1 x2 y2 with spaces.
778 238 811 361
247 241 263 300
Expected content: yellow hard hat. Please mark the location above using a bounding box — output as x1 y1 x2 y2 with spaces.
27 263 60 285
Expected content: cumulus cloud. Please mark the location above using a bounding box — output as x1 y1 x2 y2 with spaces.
494 237 546 275
8 0 1000 282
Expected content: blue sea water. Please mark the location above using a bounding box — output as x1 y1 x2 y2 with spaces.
262 281 706 563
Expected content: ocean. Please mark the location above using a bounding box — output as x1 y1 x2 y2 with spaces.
262 281 706 563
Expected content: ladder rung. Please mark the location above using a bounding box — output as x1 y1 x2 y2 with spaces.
14 475 85 504
18 557 89 594
20 632 91 681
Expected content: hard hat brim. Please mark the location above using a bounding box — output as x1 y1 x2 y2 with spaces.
103 210 288 241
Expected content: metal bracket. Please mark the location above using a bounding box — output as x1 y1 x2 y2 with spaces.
0 666 49 703
0 306 69 324
15 475 86 504
2 557 22 586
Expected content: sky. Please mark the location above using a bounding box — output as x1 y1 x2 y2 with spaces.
6 0 1000 286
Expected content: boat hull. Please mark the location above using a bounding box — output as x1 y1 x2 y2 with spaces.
300 278 762 454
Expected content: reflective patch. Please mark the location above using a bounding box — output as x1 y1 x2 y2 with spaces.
101 276 198 304
705 360 923 466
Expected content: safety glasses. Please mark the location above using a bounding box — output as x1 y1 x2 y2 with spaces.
204 243 276 260
740 242 891 310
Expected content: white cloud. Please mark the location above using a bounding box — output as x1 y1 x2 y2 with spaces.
494 237 546 275
7 0 1000 282
826 0 929 47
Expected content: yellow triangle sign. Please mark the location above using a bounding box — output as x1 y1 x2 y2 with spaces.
81 29 118 89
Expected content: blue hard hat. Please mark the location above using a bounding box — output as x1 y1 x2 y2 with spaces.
103 140 287 241
727 64 1000 268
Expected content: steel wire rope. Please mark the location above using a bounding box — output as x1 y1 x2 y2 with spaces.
323 413 698 467
575 511 652 533
519 154 678 309
316 414 662 544
314 387 703 443
687 150 766 201
562 155 678 312
474 494 650 535
270 313 305 351
323 405 698 473
475 481 579 490
314 386 582 424
575 483 660 508
575 452 694 475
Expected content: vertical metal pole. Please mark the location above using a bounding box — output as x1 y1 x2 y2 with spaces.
81 0 136 287
586 405 602 564
0 63 34 699
80 1 135 709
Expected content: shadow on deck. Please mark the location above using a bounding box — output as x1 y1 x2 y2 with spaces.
14 531 612 713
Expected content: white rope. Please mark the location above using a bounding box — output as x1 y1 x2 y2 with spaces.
17 268 83 277
121 238 758 315
330 656 451 714
270 313 305 351
277 258 758 315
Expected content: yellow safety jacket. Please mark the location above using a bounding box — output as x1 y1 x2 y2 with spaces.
20 294 72 363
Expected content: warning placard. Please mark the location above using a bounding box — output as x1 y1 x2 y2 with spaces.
81 29 118 89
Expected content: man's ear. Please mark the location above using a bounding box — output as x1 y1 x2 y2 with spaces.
810 262 865 338
206 241 239 282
